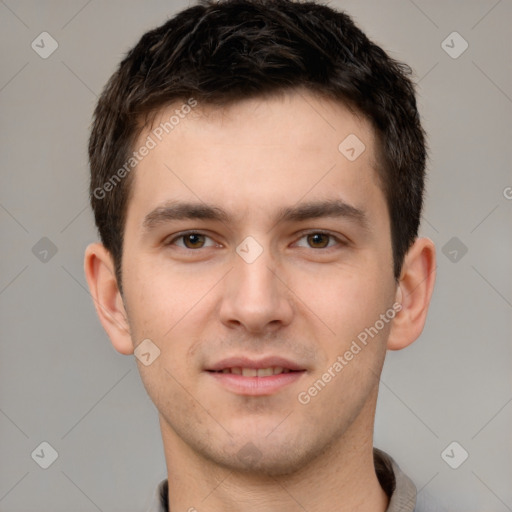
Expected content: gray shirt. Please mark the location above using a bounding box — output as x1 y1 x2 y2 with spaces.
146 448 438 511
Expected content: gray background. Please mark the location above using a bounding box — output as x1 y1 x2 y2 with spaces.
1 0 511 510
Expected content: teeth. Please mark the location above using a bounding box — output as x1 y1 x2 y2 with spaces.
219 367 294 376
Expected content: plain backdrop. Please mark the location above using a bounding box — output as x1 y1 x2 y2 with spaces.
1 1 511 510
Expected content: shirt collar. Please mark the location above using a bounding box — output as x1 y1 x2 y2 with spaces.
147 448 416 512
374 448 417 511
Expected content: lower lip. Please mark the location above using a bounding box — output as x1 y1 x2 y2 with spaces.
207 371 306 396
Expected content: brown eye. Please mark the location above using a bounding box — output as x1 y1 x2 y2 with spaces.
167 231 218 250
182 233 206 248
307 233 331 248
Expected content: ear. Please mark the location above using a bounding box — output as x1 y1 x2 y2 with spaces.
84 242 134 355
387 237 436 351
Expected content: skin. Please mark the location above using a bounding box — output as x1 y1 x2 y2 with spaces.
85 88 436 512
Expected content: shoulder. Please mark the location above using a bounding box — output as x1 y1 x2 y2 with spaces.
374 448 447 512
145 478 168 512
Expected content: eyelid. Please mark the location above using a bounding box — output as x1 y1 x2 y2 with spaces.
293 230 349 248
165 230 220 248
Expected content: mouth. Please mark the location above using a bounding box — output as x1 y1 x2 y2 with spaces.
208 366 298 377
205 356 307 395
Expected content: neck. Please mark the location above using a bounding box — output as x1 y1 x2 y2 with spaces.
160 396 389 512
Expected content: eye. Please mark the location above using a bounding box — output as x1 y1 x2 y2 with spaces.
168 232 218 249
294 232 343 249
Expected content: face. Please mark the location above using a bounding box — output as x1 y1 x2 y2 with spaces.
120 89 398 475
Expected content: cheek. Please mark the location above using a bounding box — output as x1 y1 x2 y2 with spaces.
297 270 392 415
294 259 391 343
123 257 204 337
122 259 220 376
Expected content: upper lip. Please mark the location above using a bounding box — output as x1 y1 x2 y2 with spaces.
206 355 306 372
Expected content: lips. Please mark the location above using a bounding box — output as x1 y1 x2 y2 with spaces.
216 367 294 377
205 356 307 395
206 356 305 374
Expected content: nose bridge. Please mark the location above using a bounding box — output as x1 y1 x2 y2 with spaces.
235 244 275 299
233 239 278 302
220 236 292 330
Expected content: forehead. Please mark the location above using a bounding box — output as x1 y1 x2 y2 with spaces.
127 90 385 227
146 90 377 157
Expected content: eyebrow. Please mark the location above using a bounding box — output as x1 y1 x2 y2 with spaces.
275 199 369 230
142 202 229 231
142 199 369 232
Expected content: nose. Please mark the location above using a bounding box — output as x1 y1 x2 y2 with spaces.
219 243 294 334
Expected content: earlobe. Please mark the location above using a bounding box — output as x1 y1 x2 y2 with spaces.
84 242 134 355
387 237 436 351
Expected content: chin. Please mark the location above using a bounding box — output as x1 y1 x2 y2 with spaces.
210 435 318 478
222 451 311 477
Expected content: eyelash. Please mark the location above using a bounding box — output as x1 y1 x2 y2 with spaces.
165 230 347 250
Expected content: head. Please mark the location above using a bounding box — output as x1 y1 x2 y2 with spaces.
85 0 435 477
